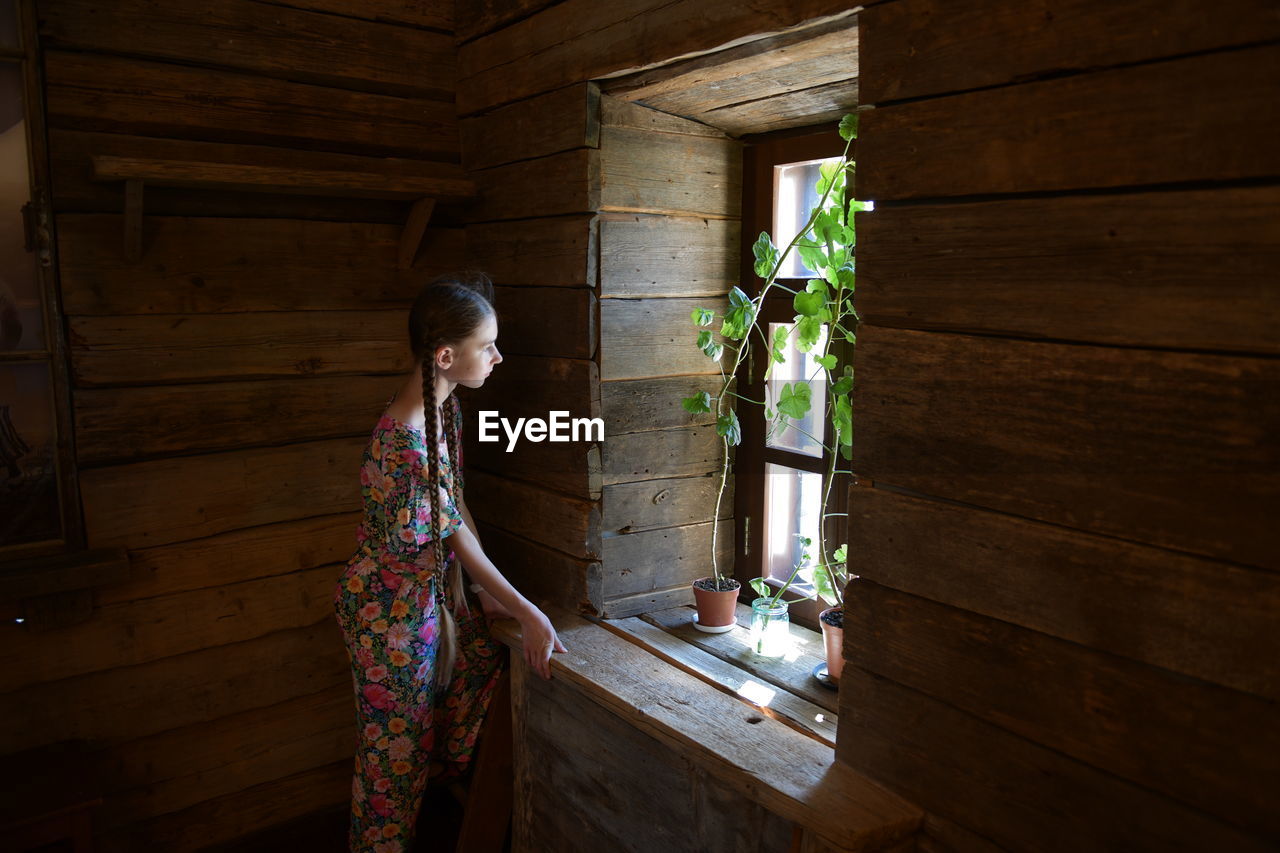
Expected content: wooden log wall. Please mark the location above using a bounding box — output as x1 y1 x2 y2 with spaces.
841 2 1280 850
0 1 466 849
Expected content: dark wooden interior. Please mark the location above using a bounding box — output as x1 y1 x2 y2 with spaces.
0 0 1276 851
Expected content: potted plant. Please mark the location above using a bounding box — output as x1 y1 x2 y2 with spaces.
682 113 864 657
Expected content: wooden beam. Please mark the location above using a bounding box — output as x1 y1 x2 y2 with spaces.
398 197 436 270
122 178 142 262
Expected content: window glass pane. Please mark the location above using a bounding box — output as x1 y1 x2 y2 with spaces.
765 321 827 457
0 2 17 51
763 463 820 589
1 361 61 548
0 60 42 351
773 157 840 279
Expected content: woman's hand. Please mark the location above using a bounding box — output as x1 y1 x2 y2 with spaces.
518 606 566 680
476 587 514 620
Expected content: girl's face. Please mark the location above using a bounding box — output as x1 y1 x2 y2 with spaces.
438 313 502 389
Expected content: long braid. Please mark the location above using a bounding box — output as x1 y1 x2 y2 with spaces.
422 352 459 689
442 393 468 619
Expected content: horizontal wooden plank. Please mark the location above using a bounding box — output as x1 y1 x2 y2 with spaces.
602 519 732 598
39 0 455 97
848 486 1280 701
90 155 474 200
854 326 1280 569
0 617 348 754
467 468 601 559
58 214 467 315
260 0 451 31
600 214 739 298
99 685 351 827
45 51 457 159
855 187 1280 353
603 424 724 484
492 285 596 359
454 0 555 43
102 759 349 852
600 615 837 745
609 16 856 110
469 148 599 221
97 512 359 606
475 521 598 615
697 78 859 137
462 83 600 170
859 45 1280 200
602 375 723 434
849 581 1280 836
603 474 731 534
81 438 363 548
839 669 1272 852
0 563 342 689
599 96 727 138
75 375 392 465
69 311 408 386
860 0 1280 104
643 601 836 714
599 584 695 619
497 610 922 850
599 127 742 217
466 215 597 287
456 0 861 114
600 296 726 381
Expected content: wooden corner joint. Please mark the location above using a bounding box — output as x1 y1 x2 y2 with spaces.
399 197 437 270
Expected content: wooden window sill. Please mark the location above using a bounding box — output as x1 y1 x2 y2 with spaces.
487 606 921 852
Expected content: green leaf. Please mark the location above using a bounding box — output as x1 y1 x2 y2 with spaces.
812 563 837 604
833 545 847 565
797 243 827 273
750 577 771 598
839 113 859 141
834 395 853 446
696 330 723 361
716 410 742 446
770 324 788 364
720 286 755 341
832 375 854 396
796 314 823 351
752 232 779 279
815 354 837 370
777 382 811 419
840 443 853 461
690 307 715 326
681 391 712 413
793 289 824 316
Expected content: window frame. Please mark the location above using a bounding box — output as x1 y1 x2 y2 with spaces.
734 126 850 632
0 0 84 563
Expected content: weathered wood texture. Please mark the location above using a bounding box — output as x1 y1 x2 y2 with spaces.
267 0 451 31
476 522 598 615
848 581 1280 838
858 44 1280 200
602 520 732 600
491 285 597 360
602 376 722 434
69 311 409 386
466 215 597 287
697 78 859 137
855 188 1280 353
600 214 739 297
466 469 601 560
80 438 363 549
58 214 467 314
454 0 555 43
603 474 732 534
838 669 1273 853
600 297 727 380
854 325 1280 570
74 376 391 466
461 83 600 171
603 425 724 485
500 612 922 851
45 51 458 159
38 0 456 96
469 149 600 221
456 0 863 114
859 0 1280 104
848 486 1280 702
599 126 742 217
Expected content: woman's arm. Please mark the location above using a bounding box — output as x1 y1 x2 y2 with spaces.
456 495 515 619
447 519 565 680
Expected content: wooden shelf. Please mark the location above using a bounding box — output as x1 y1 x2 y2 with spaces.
89 154 476 267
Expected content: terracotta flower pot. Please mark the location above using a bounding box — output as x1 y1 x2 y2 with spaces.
819 606 845 684
691 576 740 633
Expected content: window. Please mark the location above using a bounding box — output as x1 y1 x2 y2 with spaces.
0 0 81 561
735 128 851 631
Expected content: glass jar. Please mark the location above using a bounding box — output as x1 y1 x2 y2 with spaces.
750 597 791 657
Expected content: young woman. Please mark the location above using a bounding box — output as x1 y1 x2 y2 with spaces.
333 273 565 853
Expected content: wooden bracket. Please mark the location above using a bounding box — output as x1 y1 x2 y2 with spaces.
399 197 437 270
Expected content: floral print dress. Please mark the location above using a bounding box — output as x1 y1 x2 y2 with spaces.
333 403 505 853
